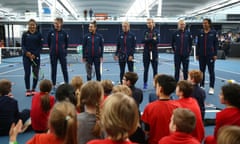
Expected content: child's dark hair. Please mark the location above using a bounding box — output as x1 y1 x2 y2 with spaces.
124 72 138 85
155 74 176 95
79 81 103 137
222 83 240 108
177 80 193 98
49 101 77 144
55 84 77 106
39 79 52 112
0 79 11 96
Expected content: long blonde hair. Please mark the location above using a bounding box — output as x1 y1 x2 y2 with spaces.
102 92 139 141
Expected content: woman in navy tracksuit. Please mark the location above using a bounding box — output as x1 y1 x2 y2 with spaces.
197 18 218 95
22 19 43 96
172 20 192 81
47 17 69 88
142 18 160 89
82 21 104 81
114 21 136 83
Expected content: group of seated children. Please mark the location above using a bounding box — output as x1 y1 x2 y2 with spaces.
2 69 240 144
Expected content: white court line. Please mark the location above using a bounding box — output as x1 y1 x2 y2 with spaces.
205 110 221 113
160 56 240 75
0 67 23 75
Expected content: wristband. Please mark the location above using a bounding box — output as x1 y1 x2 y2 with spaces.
9 141 18 144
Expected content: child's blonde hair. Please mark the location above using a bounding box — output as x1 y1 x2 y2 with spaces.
78 81 103 137
217 125 240 144
112 85 132 97
49 101 77 144
102 92 139 141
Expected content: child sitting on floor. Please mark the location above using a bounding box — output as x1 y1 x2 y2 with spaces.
188 70 206 120
175 80 205 142
205 83 240 144
31 79 55 133
87 92 139 144
159 108 200 144
0 79 30 136
10 101 78 144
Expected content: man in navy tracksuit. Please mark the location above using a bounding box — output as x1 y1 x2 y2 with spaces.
197 18 218 95
47 17 69 87
115 21 136 83
142 18 160 89
82 21 104 81
172 20 192 81
22 19 43 96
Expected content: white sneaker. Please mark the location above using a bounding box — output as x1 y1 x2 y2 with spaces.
200 86 205 90
208 87 214 95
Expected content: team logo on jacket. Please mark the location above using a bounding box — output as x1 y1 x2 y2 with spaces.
51 33 54 36
121 36 123 39
176 34 179 37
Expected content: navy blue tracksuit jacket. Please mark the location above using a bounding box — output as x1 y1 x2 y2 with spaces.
22 31 43 90
142 28 160 83
197 29 218 88
172 30 192 81
82 32 104 81
115 31 136 82
47 29 69 85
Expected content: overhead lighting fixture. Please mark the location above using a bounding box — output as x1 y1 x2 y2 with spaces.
126 0 159 17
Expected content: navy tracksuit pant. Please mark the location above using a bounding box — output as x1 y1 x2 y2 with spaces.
199 56 215 88
143 58 158 83
119 60 133 82
174 55 189 81
86 57 101 81
50 54 69 85
23 56 40 90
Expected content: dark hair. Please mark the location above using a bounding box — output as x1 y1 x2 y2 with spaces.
0 79 11 96
90 20 97 27
100 80 113 95
55 17 63 23
124 72 138 85
28 19 37 25
177 80 193 98
222 83 240 108
55 84 77 106
155 74 176 95
203 18 212 27
39 79 52 112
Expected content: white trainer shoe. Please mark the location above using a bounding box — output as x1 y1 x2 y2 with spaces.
208 87 214 95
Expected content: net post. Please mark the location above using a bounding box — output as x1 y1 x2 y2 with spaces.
0 48 2 64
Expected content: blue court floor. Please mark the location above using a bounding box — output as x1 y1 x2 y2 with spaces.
0 53 239 143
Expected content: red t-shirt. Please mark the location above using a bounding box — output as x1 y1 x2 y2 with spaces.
27 133 62 144
31 92 55 131
87 139 136 144
205 107 240 144
141 100 181 144
158 132 200 144
177 98 205 142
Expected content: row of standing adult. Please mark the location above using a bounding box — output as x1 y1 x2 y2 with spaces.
22 17 218 96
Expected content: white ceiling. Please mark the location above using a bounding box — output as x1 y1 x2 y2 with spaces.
0 0 240 21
